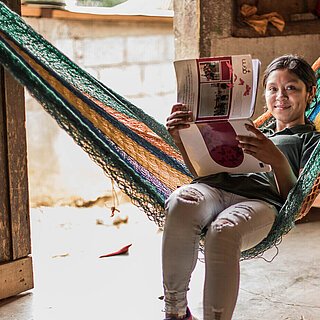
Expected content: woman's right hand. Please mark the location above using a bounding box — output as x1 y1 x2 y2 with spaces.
166 104 193 145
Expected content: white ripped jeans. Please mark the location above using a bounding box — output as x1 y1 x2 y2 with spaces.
162 183 276 320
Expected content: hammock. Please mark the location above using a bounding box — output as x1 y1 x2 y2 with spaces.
0 2 320 259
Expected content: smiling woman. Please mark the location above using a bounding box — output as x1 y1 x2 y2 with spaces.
265 70 309 129
162 54 320 320
263 55 317 132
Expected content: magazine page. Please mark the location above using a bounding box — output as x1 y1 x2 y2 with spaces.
174 55 259 122
174 58 199 119
179 119 271 176
196 56 234 121
228 55 260 119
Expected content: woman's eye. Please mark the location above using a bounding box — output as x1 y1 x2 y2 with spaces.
268 87 277 92
286 85 296 90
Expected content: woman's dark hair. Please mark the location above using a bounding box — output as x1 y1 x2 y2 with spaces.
263 55 316 112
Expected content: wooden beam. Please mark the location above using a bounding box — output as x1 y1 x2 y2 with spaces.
0 67 12 263
0 0 33 300
1 0 31 261
4 71 31 261
0 256 33 300
51 9 173 23
21 4 41 17
20 5 173 23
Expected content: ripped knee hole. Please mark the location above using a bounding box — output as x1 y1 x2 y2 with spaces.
213 219 235 232
177 187 204 204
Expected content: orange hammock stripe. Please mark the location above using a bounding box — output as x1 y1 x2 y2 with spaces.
83 92 183 162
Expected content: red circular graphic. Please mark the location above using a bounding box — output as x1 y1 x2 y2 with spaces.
198 122 244 168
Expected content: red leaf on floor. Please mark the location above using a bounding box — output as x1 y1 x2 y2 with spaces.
99 244 132 258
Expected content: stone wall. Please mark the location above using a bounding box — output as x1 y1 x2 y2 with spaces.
24 16 175 206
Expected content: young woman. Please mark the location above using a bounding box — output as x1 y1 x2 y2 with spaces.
162 55 319 320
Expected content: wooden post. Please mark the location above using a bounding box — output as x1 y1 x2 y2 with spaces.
0 0 34 299
173 0 234 60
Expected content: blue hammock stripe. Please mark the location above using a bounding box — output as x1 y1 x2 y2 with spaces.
309 103 320 121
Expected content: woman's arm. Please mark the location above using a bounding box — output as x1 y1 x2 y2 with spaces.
237 124 296 199
166 104 198 178
271 153 297 200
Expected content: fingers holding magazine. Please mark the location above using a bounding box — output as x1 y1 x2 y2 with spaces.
166 103 193 144
236 124 283 167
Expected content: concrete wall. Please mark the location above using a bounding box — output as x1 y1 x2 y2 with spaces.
174 0 320 118
24 16 175 207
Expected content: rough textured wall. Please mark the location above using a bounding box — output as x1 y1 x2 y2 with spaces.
24 17 175 206
173 0 199 60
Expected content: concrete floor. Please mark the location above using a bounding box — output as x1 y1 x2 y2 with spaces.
0 203 319 320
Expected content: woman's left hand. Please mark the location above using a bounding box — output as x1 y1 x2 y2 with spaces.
236 124 284 168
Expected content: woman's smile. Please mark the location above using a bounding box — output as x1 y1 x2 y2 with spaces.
274 104 290 110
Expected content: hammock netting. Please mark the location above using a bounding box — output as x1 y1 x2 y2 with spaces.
1 1 320 259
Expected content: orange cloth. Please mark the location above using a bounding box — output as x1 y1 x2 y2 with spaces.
240 4 285 35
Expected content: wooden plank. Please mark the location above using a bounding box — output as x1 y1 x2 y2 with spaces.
0 256 34 300
20 5 173 22
4 71 31 260
51 9 173 23
21 5 41 17
0 67 12 263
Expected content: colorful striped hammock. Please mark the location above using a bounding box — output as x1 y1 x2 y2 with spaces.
0 1 320 259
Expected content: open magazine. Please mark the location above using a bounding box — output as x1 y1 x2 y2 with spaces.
174 54 271 177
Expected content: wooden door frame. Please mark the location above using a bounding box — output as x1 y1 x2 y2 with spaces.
0 0 33 299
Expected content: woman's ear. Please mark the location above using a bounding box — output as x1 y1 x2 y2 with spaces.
309 85 317 104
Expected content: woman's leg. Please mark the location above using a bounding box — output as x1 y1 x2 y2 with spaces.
162 183 226 317
203 196 276 320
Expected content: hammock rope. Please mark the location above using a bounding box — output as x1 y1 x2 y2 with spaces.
0 1 320 259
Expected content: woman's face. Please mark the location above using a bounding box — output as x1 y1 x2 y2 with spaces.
265 69 312 131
